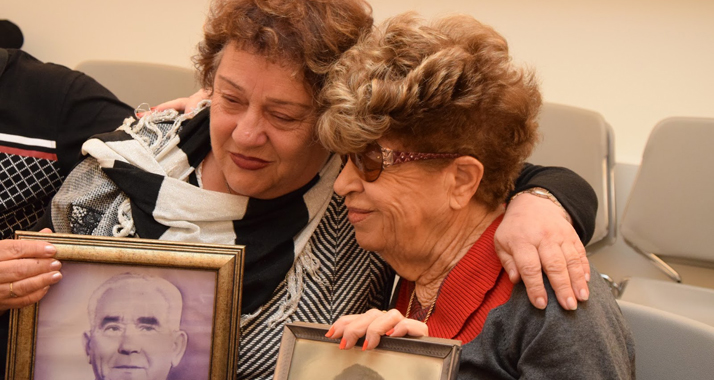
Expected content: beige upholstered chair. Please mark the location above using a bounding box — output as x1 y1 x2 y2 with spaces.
617 117 714 326
529 103 616 252
75 60 200 109
617 300 714 380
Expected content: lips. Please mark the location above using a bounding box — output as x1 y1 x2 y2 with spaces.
230 153 270 170
346 207 372 224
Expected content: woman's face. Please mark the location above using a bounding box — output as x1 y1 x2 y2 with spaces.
333 140 455 277
209 44 329 199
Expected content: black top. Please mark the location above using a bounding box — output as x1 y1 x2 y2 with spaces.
0 21 23 49
512 163 597 245
0 48 133 240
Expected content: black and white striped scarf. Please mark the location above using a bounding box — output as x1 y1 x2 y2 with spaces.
51 103 394 378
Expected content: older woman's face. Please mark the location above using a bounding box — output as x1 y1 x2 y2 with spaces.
209 44 329 199
333 140 455 276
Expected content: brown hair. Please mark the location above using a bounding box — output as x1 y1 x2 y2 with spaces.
317 13 542 209
195 0 373 98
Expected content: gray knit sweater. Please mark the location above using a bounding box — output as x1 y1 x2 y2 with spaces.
458 267 636 379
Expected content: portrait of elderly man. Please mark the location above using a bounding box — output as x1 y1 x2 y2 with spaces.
83 272 188 380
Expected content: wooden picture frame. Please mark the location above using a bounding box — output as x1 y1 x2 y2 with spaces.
274 322 461 380
6 231 244 380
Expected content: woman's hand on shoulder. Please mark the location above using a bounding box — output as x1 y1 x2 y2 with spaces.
151 89 210 114
0 229 62 312
495 192 590 311
327 309 428 350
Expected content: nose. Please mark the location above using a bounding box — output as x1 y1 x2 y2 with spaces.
117 330 141 355
334 157 365 196
232 106 268 146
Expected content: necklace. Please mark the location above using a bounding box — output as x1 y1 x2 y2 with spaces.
405 288 436 324
225 179 234 195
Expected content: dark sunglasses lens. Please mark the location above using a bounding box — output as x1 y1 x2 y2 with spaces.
360 144 383 182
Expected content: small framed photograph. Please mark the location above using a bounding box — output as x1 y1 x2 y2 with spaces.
6 231 244 380
274 322 462 380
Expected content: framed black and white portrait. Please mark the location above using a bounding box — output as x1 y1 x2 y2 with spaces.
274 322 462 380
6 232 244 380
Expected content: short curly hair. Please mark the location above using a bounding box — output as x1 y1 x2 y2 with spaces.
194 0 373 99
317 13 541 209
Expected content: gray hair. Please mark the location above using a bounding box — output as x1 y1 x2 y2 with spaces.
87 272 184 331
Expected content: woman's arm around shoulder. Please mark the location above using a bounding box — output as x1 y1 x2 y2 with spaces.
496 163 598 311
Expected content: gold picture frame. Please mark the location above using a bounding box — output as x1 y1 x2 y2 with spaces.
274 322 462 380
6 231 244 380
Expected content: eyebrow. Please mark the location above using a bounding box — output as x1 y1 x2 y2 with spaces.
98 316 160 327
137 317 160 326
216 74 313 110
100 316 120 327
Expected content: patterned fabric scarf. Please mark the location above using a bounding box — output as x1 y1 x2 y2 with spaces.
51 103 339 313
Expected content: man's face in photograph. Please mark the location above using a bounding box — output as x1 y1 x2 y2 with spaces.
84 279 186 380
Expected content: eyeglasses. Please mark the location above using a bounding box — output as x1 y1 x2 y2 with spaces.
341 142 460 182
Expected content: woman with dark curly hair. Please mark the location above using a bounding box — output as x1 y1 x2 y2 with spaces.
324 13 635 379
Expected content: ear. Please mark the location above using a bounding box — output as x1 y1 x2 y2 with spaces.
448 156 483 210
171 330 189 368
83 331 92 363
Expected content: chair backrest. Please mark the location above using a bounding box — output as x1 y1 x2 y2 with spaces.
529 102 616 250
619 117 714 264
75 60 201 109
617 300 714 380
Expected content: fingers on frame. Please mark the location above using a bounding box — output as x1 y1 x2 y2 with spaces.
328 309 385 344
361 310 406 350
5 272 62 300
0 258 61 284
0 239 56 261
1 286 50 311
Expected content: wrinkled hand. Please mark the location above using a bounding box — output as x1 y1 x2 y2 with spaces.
495 194 590 311
326 309 428 350
0 229 62 312
152 88 210 114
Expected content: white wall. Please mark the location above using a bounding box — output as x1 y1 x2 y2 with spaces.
5 0 714 164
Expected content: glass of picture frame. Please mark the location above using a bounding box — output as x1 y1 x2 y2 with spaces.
274 322 462 380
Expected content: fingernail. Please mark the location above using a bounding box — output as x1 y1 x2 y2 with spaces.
585 272 591 282
325 326 335 338
362 339 369 351
50 260 62 270
385 328 395 336
339 338 346 350
509 270 517 281
535 297 546 310
567 297 577 310
579 288 589 301
45 245 56 254
51 272 63 282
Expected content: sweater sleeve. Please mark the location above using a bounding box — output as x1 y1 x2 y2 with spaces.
510 163 598 245
55 66 134 176
458 267 636 380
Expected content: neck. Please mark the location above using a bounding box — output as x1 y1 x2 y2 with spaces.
412 204 504 308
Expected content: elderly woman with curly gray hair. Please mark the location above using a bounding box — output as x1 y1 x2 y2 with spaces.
323 13 635 379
